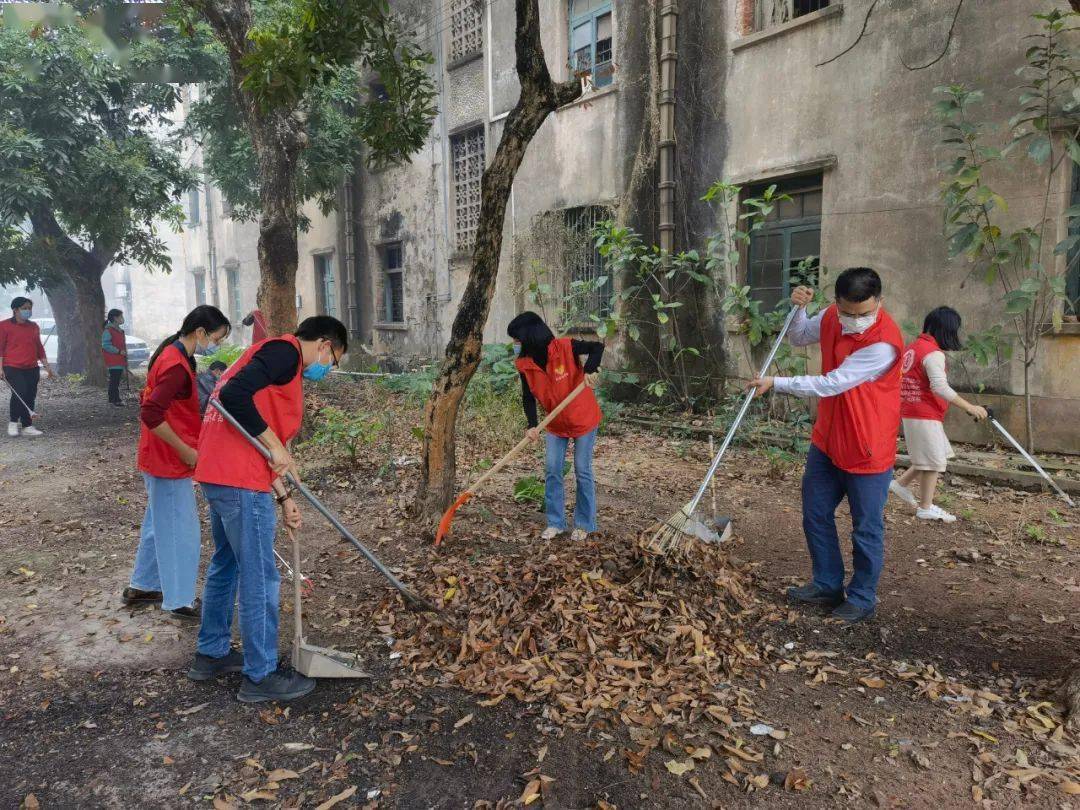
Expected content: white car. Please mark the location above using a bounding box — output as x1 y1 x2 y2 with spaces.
34 318 151 368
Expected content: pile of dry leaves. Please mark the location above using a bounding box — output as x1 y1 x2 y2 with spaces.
370 538 765 739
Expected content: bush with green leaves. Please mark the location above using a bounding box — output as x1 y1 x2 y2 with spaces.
299 406 383 465
197 343 246 370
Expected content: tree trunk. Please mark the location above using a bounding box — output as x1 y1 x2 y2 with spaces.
42 275 83 375
253 125 301 336
67 262 108 387
1023 353 1034 452
1066 664 1080 733
413 0 582 518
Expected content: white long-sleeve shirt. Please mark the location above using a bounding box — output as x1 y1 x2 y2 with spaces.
772 308 898 399
922 350 958 403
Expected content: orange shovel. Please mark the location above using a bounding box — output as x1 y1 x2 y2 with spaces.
434 380 589 546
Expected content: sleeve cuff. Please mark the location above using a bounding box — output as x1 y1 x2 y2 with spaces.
772 377 790 394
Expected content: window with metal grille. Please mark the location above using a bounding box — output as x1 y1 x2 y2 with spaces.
193 270 206 306
565 206 613 318
226 266 242 322
382 243 405 324
745 175 822 311
451 128 485 252
188 186 201 226
315 253 336 316
753 0 830 32
569 0 614 88
449 0 484 62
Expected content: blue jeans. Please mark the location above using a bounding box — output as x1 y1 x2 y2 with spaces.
130 473 201 610
544 428 598 532
801 445 891 610
196 484 280 683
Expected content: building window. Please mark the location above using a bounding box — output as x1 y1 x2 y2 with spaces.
381 243 405 324
745 175 822 311
188 186 201 226
226 265 242 322
1068 165 1080 315
449 0 483 62
314 253 336 316
565 206 613 318
569 0 613 88
753 0 830 32
451 127 485 253
193 270 206 306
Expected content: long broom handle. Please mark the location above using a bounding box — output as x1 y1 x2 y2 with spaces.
208 398 438 612
464 380 589 495
3 377 38 417
985 408 1075 507
684 305 801 517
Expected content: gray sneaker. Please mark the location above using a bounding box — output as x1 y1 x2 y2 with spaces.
237 667 316 703
787 583 844 607
187 649 245 682
831 601 876 625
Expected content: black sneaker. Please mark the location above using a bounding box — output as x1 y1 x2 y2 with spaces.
169 599 202 621
787 583 844 607
831 601 876 625
187 649 245 681
122 587 163 606
237 667 316 704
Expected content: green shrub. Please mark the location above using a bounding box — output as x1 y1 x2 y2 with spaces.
299 406 384 464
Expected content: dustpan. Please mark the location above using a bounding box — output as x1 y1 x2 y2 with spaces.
287 526 370 679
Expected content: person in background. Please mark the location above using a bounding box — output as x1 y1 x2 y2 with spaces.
102 308 128 407
890 306 988 522
508 312 604 542
124 305 232 620
242 309 267 345
0 296 54 437
188 315 346 702
749 268 904 625
197 360 228 415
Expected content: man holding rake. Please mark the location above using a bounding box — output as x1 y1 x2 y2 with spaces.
749 267 904 625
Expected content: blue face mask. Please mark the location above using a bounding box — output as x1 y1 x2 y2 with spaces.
303 361 332 381
16 308 32 322
512 343 521 356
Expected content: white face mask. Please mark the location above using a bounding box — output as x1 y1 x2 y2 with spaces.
838 309 879 335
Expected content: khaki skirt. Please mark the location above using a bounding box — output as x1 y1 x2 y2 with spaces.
902 418 955 473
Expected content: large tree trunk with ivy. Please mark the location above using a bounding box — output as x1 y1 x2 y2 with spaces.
42 274 83 376
413 0 582 517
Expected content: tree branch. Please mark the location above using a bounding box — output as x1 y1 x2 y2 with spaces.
901 0 964 71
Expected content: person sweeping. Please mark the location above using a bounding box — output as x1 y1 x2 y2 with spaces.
508 312 603 542
749 268 903 625
102 308 128 407
124 305 232 619
889 306 987 522
188 315 347 703
1 296 54 438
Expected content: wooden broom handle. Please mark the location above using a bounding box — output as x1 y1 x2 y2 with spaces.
466 380 589 494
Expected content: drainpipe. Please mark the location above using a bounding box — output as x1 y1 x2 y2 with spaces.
205 172 220 309
658 1 678 258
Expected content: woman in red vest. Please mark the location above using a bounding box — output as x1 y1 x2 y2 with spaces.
508 312 604 542
1 296 54 437
750 268 903 624
102 308 128 406
124 305 231 620
187 315 347 703
890 306 987 522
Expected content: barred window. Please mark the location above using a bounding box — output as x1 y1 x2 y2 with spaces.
382 244 404 324
449 0 484 62
565 206 613 318
451 127 485 252
753 0 830 33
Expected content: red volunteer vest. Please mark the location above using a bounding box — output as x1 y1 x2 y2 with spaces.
515 337 602 439
194 335 304 492
810 305 904 474
137 344 201 479
900 333 949 422
103 325 127 368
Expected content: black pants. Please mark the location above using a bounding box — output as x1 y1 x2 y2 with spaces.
108 367 123 404
4 366 39 427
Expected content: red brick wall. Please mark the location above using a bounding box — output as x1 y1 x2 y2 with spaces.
738 0 756 35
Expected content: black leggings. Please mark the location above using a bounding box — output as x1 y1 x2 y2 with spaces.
108 367 123 404
4 366 39 427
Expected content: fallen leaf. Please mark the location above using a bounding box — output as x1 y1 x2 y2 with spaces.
859 677 886 689
178 781 192 796
175 702 209 716
665 759 695 776
431 758 454 766
784 768 811 791
454 713 474 729
162 755 175 765
22 796 39 810
688 747 712 760
240 790 277 803
1061 780 1080 795
266 769 299 782
749 773 769 789
520 778 542 805
314 786 357 810
282 743 314 752
213 796 238 810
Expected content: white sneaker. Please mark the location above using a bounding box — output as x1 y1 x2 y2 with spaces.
6 422 19 437
917 504 956 523
21 426 42 437
570 529 589 542
540 527 564 541
889 480 918 507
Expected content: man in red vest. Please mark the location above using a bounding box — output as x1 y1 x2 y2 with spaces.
187 315 347 702
750 267 903 624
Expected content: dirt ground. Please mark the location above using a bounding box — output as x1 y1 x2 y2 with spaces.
1 378 1078 810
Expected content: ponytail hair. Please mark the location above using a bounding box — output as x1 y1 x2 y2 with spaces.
148 304 231 371
104 308 123 328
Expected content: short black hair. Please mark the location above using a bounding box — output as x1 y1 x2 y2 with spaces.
922 306 963 351
295 315 348 353
10 296 31 310
209 360 228 372
834 267 882 303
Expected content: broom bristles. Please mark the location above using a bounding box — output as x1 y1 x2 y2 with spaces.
434 491 473 547
648 503 695 554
